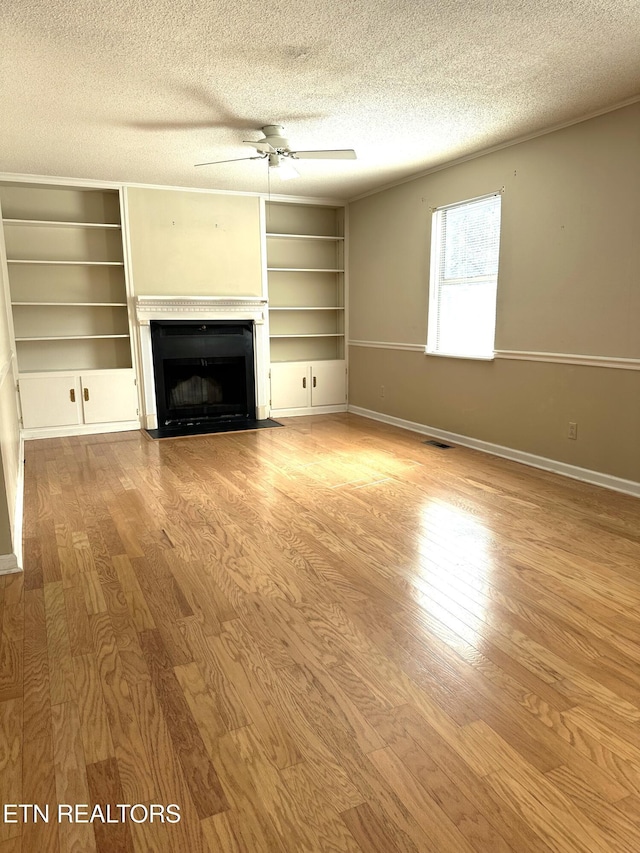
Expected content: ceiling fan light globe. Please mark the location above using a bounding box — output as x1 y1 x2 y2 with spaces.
269 155 299 180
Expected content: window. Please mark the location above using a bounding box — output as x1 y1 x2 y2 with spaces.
427 192 502 359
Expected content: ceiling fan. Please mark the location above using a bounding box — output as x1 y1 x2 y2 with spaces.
195 124 356 179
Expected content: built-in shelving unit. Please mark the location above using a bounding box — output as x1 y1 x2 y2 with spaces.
265 201 347 413
266 202 345 363
0 184 138 433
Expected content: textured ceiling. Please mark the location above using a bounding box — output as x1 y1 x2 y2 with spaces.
1 0 640 200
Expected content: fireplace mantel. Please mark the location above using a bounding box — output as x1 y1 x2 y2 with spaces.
136 295 268 323
134 295 270 428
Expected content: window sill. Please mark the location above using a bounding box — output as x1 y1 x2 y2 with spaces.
424 349 495 362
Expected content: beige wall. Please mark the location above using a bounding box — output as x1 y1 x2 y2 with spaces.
348 104 640 481
126 188 263 296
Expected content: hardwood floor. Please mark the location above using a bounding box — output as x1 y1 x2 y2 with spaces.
2 412 640 852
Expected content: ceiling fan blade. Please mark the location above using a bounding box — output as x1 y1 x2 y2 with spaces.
243 140 276 153
194 155 266 167
132 120 234 131
291 149 357 160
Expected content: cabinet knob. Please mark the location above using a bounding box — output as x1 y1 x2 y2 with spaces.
302 376 306 389
84 387 90 402
69 388 75 403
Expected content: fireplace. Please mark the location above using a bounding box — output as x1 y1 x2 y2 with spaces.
135 296 272 434
151 320 256 427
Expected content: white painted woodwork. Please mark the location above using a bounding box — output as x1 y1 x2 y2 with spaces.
266 201 347 416
18 369 137 429
1 183 139 436
134 296 270 427
310 360 347 407
0 184 133 378
271 362 310 410
271 359 347 411
81 370 138 424
266 201 345 367
19 375 81 428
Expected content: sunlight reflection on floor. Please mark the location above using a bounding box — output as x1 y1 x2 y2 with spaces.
415 500 494 621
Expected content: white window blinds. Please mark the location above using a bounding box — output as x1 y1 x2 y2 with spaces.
427 193 502 358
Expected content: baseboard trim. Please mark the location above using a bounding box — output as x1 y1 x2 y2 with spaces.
348 405 640 499
0 553 20 574
23 420 141 441
270 405 348 419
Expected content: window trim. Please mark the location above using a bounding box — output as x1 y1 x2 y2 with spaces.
426 191 502 361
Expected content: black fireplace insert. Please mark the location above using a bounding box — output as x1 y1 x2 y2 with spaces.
151 319 256 428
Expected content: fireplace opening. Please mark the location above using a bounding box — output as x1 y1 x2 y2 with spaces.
165 357 246 414
151 320 256 428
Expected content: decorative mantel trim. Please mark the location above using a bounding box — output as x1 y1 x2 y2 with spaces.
135 295 268 324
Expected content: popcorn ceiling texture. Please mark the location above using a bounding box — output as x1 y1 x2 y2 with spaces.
1 0 639 198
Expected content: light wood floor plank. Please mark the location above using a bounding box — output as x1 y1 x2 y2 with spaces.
128 677 215 853
88 611 155 804
0 601 23 702
138 628 228 819
21 734 59 853
0 698 22 844
340 800 422 853
51 701 97 853
203 623 303 767
44 582 75 706
22 589 51 740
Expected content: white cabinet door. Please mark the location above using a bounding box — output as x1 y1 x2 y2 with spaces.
19 375 82 429
271 362 310 410
310 360 346 407
81 370 138 424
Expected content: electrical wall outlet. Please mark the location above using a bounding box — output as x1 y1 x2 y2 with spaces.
568 421 578 440
380 385 385 397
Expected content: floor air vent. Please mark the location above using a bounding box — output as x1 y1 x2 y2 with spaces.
424 439 453 449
